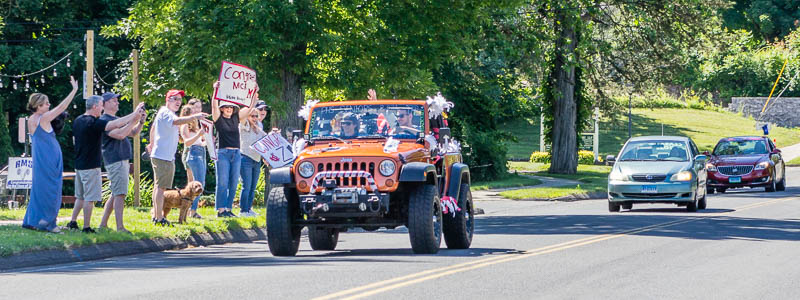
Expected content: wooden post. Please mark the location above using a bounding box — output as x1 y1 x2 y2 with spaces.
85 30 94 99
132 50 141 207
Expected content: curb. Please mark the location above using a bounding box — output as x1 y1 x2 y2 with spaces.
0 228 266 272
516 191 607 202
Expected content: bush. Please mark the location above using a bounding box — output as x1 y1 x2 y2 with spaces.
530 150 598 165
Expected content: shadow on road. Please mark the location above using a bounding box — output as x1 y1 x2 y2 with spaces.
314 247 516 258
475 214 800 242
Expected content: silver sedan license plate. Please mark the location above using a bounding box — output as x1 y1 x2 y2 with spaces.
641 186 658 193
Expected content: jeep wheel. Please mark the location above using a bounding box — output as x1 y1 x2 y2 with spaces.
309 227 339 250
267 187 302 256
443 183 474 249
408 184 442 254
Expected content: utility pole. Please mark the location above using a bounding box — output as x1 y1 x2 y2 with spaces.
628 92 632 139
132 50 141 207
84 30 94 99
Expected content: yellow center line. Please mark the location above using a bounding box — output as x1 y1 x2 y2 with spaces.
317 197 795 300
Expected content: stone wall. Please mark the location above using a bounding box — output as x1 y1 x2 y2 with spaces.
728 97 800 128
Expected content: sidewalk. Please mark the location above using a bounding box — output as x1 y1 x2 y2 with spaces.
780 142 800 162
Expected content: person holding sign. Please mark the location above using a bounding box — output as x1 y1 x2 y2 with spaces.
238 101 269 217
146 90 208 226
22 76 79 233
212 81 256 218
179 99 207 219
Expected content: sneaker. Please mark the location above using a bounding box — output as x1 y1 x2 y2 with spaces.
239 211 253 217
191 212 203 219
66 221 79 230
217 211 226 218
224 211 238 218
82 227 96 234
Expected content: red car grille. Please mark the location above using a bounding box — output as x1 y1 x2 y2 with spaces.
717 165 753 176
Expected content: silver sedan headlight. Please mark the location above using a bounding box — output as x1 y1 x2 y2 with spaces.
298 161 315 178
670 170 693 182
609 170 628 181
379 159 396 176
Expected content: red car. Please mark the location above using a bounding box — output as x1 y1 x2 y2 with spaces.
705 136 786 193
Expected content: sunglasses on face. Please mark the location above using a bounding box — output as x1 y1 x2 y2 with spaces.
397 113 409 118
169 96 182 102
341 121 354 126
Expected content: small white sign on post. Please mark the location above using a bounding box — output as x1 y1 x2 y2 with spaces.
7 157 33 189
199 119 217 161
251 133 296 168
213 61 257 107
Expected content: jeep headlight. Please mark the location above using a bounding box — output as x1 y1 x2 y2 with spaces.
379 159 396 176
671 170 693 182
754 161 770 170
298 161 315 178
609 170 628 181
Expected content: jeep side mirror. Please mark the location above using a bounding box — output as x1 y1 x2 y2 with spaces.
694 154 708 163
292 130 303 140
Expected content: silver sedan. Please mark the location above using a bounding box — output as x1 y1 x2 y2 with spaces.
606 136 708 212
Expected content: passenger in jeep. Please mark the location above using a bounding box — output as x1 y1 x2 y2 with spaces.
339 112 360 139
391 108 420 136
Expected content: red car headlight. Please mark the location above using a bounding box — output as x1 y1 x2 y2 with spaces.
754 161 769 170
706 163 716 172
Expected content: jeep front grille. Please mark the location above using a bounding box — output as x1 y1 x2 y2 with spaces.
316 161 376 187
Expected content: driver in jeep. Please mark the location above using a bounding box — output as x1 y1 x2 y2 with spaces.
338 112 360 139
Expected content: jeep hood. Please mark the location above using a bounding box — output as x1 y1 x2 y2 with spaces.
296 141 423 159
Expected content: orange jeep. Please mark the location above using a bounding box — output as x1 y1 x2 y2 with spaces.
267 100 473 256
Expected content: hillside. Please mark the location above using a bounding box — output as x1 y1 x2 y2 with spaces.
505 108 800 161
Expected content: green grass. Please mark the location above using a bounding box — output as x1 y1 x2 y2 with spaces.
503 108 800 161
500 163 611 200
0 207 265 257
0 208 72 221
471 174 542 191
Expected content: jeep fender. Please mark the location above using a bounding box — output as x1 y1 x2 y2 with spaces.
446 163 470 202
269 167 293 185
399 162 438 186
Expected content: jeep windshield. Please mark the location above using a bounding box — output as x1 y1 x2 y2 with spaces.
308 104 425 140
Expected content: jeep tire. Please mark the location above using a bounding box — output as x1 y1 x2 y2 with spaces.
267 187 302 256
443 183 474 249
309 227 339 250
408 184 442 254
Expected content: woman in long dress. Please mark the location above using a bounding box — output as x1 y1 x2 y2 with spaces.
22 76 79 233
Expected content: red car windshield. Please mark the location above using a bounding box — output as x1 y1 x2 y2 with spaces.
713 140 768 156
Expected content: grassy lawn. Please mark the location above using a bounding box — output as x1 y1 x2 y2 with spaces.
471 174 542 191
501 162 611 200
787 156 800 166
0 206 265 257
503 108 800 161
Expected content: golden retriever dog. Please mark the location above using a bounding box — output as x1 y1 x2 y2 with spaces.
160 181 204 224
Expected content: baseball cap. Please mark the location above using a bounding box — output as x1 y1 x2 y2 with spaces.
220 101 238 108
165 89 186 101
101 92 121 102
255 100 268 109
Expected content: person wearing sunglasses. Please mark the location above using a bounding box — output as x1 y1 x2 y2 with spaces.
339 112 360 139
391 108 420 136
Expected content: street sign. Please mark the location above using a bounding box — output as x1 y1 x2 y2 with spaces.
7 157 33 189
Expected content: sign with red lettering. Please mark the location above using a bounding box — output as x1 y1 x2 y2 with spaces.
213 61 257 107
250 133 295 168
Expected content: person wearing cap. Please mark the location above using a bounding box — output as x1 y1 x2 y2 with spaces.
146 89 208 226
67 95 145 233
211 81 257 217
339 112 361 139
238 100 269 217
93 92 146 233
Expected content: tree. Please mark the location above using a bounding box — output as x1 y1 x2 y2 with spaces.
722 0 800 42
105 0 494 133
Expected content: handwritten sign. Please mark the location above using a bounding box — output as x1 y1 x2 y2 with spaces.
199 119 217 161
213 61 257 107
7 157 33 189
251 133 296 168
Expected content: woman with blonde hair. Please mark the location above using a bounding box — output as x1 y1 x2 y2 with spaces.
180 99 206 218
22 76 79 233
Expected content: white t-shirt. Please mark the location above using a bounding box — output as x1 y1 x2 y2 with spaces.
151 106 179 161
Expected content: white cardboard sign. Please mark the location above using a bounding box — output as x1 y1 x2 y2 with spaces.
251 133 296 168
199 119 217 161
213 61 257 107
6 157 33 189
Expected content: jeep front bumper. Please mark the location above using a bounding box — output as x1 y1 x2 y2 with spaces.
300 187 390 217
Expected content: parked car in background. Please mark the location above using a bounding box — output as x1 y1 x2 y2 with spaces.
606 136 708 212
705 136 785 193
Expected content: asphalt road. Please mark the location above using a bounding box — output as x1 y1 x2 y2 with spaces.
3 169 800 299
